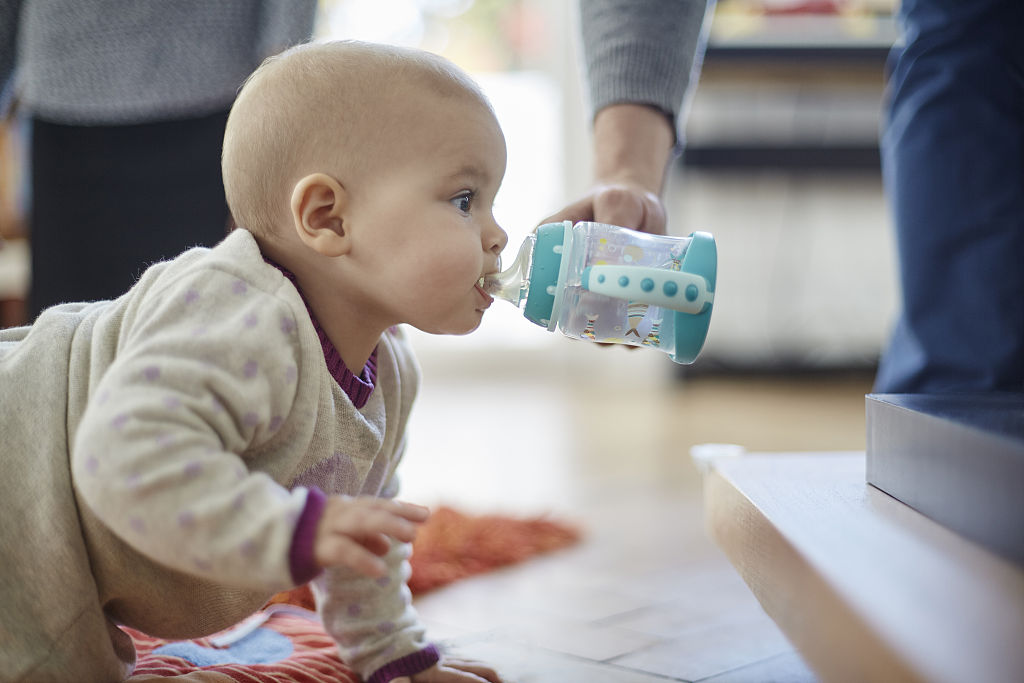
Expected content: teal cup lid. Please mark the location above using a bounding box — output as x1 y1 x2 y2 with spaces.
671 231 716 364
523 222 568 327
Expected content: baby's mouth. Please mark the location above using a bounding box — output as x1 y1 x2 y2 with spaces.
478 274 500 295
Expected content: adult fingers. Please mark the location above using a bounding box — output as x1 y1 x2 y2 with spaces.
592 185 647 231
538 194 595 227
638 190 668 235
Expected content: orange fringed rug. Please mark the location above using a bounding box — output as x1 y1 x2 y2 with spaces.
268 506 581 610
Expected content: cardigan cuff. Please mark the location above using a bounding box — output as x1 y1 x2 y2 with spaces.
366 644 441 683
288 486 327 584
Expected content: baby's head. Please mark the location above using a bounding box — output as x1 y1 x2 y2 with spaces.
222 40 496 239
222 40 508 346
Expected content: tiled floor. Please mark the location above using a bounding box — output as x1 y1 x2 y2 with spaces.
398 339 872 682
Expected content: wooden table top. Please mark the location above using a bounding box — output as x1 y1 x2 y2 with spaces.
704 452 1024 683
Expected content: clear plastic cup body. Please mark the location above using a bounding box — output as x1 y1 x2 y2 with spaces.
554 222 692 353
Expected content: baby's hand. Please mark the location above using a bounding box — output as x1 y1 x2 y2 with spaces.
396 657 504 683
313 496 429 578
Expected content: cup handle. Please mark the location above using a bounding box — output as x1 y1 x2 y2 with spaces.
581 265 713 314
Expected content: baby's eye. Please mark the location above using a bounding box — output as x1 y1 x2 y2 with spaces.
451 191 474 214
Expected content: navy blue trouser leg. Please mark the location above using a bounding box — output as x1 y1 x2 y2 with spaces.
28 111 231 319
874 0 1024 393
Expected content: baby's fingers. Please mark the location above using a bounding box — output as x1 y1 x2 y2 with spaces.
322 497 428 544
314 535 389 577
385 499 431 523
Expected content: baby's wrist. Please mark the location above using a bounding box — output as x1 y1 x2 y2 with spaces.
366 643 441 683
288 486 327 584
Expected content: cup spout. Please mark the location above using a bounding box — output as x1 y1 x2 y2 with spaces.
482 235 535 308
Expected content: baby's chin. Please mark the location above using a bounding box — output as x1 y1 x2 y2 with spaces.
415 313 486 337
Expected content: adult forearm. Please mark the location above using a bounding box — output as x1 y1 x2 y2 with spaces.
593 103 675 196
580 0 711 141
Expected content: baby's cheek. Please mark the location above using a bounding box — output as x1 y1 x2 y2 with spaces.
423 246 480 288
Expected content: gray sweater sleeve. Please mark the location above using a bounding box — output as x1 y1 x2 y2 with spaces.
6 0 316 125
579 0 712 139
0 0 24 111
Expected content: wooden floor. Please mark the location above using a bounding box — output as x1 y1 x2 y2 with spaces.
398 341 873 682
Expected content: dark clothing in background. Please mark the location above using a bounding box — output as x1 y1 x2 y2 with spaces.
28 112 231 314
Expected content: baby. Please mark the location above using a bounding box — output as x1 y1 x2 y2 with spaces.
0 41 507 683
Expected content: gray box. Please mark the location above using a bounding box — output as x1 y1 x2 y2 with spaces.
866 394 1024 565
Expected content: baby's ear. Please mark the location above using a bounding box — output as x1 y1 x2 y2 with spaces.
290 173 350 257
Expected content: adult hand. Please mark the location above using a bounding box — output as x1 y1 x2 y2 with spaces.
542 181 666 235
313 496 429 578
395 657 503 683
542 103 675 235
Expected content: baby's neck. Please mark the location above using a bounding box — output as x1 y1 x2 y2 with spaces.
263 257 380 390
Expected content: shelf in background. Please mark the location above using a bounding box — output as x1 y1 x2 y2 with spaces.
685 8 896 170
707 12 898 62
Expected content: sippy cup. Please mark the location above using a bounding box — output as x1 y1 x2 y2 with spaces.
483 220 717 364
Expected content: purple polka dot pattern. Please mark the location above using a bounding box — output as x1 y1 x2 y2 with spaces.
233 280 248 295
85 455 99 474
143 366 160 381
162 396 182 410
280 317 296 335
285 365 297 383
129 518 146 534
240 539 258 557
347 603 362 618
184 289 200 304
375 576 391 587
243 412 260 428
243 360 259 378
337 633 361 648
184 461 203 479
178 511 195 528
244 312 258 328
111 413 129 430
269 415 283 432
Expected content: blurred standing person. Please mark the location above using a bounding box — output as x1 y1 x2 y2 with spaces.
551 0 1024 393
873 0 1024 393
0 0 318 319
544 0 712 235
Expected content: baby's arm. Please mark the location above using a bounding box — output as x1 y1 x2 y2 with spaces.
315 493 504 682
316 537 439 681
316 532 504 683
72 268 321 592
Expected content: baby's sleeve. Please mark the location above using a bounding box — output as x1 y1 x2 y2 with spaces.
314 538 439 682
71 267 315 593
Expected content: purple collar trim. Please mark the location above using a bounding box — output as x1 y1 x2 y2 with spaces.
266 259 376 409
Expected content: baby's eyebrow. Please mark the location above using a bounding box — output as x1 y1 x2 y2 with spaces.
444 164 490 185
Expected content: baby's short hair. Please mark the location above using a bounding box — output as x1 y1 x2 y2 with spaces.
222 40 491 237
